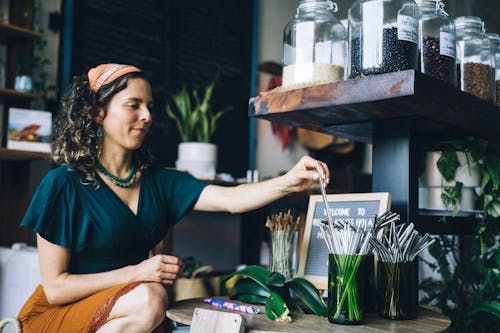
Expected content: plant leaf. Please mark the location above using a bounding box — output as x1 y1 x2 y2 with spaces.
231 278 271 299
268 272 286 287
200 80 216 115
437 151 460 182
486 201 500 218
286 277 328 316
467 300 500 318
166 104 186 140
265 291 291 322
224 265 271 292
237 293 268 304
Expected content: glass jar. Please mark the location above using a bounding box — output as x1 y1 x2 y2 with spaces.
282 0 346 87
269 229 297 280
485 33 500 107
328 253 366 324
348 0 419 78
377 260 418 319
455 16 494 102
416 0 456 86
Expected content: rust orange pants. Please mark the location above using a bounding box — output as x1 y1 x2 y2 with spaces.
18 282 142 333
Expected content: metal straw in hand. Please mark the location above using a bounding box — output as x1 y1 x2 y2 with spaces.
316 161 339 234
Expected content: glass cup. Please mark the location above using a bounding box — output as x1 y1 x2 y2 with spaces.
328 253 366 324
269 230 297 280
377 260 418 319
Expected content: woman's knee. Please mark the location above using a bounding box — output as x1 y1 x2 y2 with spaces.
111 282 167 328
133 282 168 317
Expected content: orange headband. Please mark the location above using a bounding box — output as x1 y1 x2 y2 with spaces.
87 63 141 93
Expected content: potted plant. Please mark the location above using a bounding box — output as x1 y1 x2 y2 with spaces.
419 137 500 333
419 150 481 215
166 75 231 179
224 265 327 322
14 54 33 93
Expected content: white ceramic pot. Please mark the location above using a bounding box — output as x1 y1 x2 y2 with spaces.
418 186 476 211
178 142 217 162
419 151 480 187
176 142 217 179
418 151 480 212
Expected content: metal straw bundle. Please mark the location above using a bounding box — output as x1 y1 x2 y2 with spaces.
370 219 435 263
370 211 434 319
315 161 372 256
265 210 300 279
320 219 372 255
373 211 401 232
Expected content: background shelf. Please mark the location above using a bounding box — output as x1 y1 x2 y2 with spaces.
0 22 42 41
250 70 500 145
0 87 42 100
249 70 496 235
0 148 50 161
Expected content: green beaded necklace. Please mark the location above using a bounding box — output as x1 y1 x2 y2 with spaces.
96 161 137 188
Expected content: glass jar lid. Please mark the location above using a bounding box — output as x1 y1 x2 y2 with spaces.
298 0 337 11
454 16 483 30
416 0 448 16
486 33 500 50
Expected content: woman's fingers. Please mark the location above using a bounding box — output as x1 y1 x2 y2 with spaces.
297 156 330 184
133 255 183 283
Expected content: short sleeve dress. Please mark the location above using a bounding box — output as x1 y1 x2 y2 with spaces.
17 164 208 333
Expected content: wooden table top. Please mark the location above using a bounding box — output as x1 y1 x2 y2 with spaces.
166 298 451 333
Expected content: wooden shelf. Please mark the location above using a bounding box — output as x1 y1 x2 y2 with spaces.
0 148 50 161
0 22 42 41
0 87 42 100
249 70 497 235
249 70 500 145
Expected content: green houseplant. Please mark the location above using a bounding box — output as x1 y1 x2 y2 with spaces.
224 265 327 322
419 137 500 333
166 76 231 179
166 76 230 143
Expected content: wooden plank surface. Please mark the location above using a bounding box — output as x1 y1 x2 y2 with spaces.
190 308 244 333
166 298 451 333
248 70 500 144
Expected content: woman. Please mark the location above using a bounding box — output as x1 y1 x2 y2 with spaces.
18 64 330 333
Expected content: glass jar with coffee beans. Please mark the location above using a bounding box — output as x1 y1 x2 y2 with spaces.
348 0 419 78
485 33 500 107
416 0 456 86
455 16 494 103
282 0 347 89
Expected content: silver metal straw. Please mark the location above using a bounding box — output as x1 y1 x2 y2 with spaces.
316 161 338 236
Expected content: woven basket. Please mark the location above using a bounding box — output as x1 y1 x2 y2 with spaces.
174 265 213 301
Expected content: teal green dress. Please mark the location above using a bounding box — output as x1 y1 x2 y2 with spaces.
20 165 208 274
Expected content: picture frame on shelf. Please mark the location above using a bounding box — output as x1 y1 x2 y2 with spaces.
7 107 51 152
298 192 391 290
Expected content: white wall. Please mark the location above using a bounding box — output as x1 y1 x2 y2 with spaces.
256 0 308 179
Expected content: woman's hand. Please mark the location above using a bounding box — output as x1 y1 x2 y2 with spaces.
130 255 183 285
281 155 330 193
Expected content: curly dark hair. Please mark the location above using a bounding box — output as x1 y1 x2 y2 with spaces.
51 71 152 187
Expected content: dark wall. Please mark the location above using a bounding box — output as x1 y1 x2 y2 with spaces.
67 0 253 177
